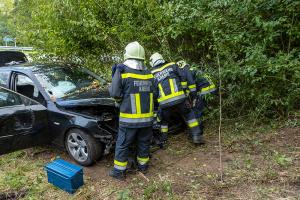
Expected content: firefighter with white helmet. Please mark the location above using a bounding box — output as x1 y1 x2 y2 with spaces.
149 53 202 144
109 41 157 180
177 60 217 143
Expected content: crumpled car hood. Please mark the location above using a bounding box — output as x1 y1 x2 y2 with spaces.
55 97 115 108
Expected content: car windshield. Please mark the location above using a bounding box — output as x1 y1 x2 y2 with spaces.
34 66 105 100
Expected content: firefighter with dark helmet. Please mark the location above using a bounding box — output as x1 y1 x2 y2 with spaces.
149 53 203 144
177 60 217 142
109 41 156 180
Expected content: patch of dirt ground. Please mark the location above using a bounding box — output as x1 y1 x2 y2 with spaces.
0 125 299 200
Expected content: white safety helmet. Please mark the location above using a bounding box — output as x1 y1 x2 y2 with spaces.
149 52 165 67
124 41 145 60
176 60 188 68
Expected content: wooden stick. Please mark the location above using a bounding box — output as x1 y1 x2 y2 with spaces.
214 31 224 182
138 172 150 182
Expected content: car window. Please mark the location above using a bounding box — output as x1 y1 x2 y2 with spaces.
0 88 23 107
17 75 34 86
15 74 45 105
0 71 9 87
34 67 103 100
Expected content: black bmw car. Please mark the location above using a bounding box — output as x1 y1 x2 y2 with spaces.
0 58 119 166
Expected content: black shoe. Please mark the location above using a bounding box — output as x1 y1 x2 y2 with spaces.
192 135 205 145
109 168 126 180
126 157 137 173
161 133 168 142
137 164 149 174
156 133 168 149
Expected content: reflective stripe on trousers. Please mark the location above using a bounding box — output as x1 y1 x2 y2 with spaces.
187 118 199 128
137 156 149 165
161 125 168 133
181 81 187 89
114 159 127 171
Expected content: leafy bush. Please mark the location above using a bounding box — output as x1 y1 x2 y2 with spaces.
7 0 300 118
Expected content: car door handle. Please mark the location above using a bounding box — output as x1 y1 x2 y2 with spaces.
14 126 32 131
17 129 32 136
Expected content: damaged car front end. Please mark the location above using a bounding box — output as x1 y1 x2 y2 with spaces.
0 62 119 166
55 97 118 156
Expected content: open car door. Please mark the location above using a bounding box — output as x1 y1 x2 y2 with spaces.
0 51 27 66
0 87 50 155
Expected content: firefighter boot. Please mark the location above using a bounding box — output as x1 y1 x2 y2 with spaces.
109 168 126 180
192 129 205 145
192 134 205 145
137 163 149 174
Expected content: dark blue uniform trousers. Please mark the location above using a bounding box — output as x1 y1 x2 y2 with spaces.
114 125 153 170
160 100 201 136
193 96 206 134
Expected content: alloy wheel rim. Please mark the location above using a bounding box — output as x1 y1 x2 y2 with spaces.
67 132 88 162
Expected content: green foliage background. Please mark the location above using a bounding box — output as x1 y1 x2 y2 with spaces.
3 0 300 118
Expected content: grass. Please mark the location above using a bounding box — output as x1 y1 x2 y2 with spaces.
117 189 132 200
0 152 50 199
272 151 293 167
0 119 299 199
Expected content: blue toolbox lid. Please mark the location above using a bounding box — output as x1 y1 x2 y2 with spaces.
45 159 83 179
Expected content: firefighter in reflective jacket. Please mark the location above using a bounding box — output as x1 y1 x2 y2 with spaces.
177 60 217 138
150 53 203 144
109 41 156 180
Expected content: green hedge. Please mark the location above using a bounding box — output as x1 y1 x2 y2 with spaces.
10 0 300 118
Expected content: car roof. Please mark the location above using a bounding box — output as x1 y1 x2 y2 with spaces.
0 63 34 70
0 63 106 83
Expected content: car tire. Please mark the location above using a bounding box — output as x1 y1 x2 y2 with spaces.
65 128 103 166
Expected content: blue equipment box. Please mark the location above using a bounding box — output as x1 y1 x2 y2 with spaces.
45 159 84 194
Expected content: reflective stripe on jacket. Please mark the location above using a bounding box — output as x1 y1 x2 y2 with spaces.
109 64 155 128
151 62 186 108
181 65 197 98
197 73 216 96
190 69 217 96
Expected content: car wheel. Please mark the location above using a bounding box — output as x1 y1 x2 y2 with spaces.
65 129 103 166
